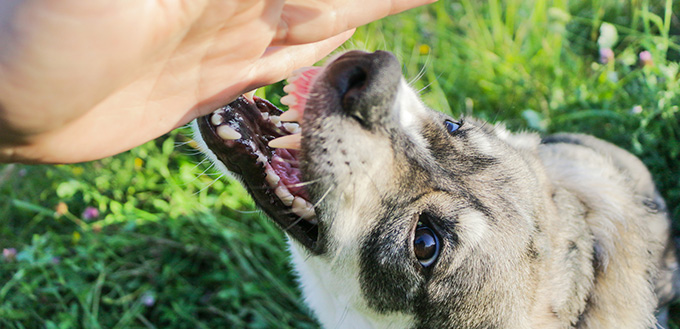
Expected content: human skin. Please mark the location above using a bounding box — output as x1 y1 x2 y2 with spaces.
0 0 435 164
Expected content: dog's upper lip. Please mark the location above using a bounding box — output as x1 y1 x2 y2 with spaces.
196 96 322 253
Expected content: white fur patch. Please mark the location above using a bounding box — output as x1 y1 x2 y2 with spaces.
290 242 415 329
396 80 429 150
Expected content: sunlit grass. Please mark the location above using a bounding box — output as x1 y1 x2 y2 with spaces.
1 1 678 328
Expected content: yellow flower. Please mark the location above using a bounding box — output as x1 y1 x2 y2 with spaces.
419 44 430 55
72 231 81 244
134 157 144 169
71 166 84 176
55 202 68 216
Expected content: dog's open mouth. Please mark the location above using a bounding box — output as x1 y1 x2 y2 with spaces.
196 68 323 251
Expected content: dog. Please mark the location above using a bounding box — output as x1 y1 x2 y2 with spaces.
193 50 679 328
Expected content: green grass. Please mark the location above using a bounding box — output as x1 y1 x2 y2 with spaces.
1 0 679 327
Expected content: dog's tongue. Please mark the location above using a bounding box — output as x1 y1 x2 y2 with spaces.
279 67 323 122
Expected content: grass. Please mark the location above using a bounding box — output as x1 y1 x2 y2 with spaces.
1 0 678 327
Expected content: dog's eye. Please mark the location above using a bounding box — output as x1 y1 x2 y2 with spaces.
413 225 440 267
444 120 461 134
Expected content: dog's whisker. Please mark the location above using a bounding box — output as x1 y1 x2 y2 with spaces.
416 81 435 95
286 178 321 188
334 305 350 329
408 52 431 87
312 183 335 209
232 209 261 214
193 173 224 196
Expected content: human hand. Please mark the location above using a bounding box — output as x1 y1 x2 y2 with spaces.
0 0 435 163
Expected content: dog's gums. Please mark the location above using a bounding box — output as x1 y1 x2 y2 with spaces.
195 67 323 251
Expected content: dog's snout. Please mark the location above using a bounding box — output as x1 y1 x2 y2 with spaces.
325 50 402 127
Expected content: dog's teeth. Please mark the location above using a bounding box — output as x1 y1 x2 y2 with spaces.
256 153 268 165
288 67 313 82
283 122 301 134
261 111 269 120
212 107 225 115
292 197 316 220
270 115 281 126
286 75 299 86
275 186 295 206
216 125 241 140
283 83 296 93
265 168 281 186
210 113 224 126
268 133 301 150
280 95 298 106
243 89 256 101
280 109 300 122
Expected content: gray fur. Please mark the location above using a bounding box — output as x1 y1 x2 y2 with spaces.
298 51 678 328
195 51 679 328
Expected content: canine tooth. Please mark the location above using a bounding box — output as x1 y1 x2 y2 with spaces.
256 153 268 164
270 115 281 126
261 112 269 120
283 122 300 134
210 113 224 126
280 95 298 106
279 109 300 122
216 125 241 140
275 186 295 206
244 89 256 101
268 134 301 150
265 168 281 186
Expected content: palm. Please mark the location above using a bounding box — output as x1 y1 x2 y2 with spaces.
0 0 433 163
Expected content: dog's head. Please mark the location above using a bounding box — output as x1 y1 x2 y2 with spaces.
194 51 550 327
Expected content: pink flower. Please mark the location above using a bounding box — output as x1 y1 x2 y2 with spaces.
639 51 653 67
141 292 156 307
599 48 614 64
82 207 99 221
3 248 17 262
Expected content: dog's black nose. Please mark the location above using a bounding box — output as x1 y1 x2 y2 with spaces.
325 50 401 128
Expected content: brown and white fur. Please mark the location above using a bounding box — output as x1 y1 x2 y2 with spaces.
193 50 679 328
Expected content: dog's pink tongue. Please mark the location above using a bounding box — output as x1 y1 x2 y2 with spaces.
280 67 323 122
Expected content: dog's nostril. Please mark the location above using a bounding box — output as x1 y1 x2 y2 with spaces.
341 66 368 114
324 50 401 127
345 66 367 91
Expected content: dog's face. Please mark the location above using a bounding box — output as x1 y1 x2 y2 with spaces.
194 51 567 327
293 51 551 328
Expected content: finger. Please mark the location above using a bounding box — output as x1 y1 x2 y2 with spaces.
178 29 354 127
272 0 437 45
251 29 354 89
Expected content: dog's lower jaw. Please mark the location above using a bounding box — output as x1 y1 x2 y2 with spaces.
289 242 416 329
